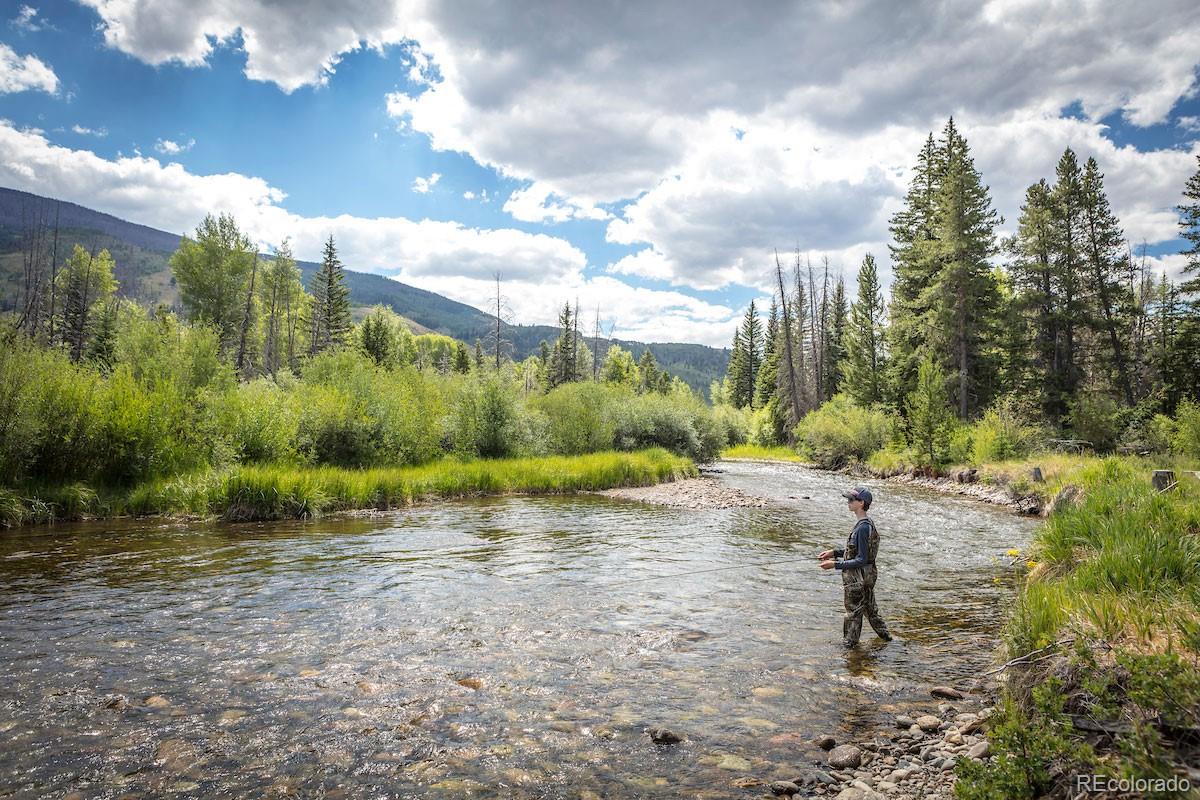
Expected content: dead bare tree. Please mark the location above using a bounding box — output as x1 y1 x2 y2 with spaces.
774 250 802 437
235 251 260 375
484 272 513 370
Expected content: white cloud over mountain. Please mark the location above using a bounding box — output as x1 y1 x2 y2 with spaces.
0 120 740 344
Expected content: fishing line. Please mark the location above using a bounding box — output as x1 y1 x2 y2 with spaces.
599 555 819 589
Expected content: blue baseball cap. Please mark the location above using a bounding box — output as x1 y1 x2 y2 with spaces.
841 486 873 505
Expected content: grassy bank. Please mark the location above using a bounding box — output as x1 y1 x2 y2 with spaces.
0 449 695 526
955 459 1200 798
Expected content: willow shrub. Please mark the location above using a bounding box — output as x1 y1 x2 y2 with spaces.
794 394 893 468
533 382 618 455
611 391 723 462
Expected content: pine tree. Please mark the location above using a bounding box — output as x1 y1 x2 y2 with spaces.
359 307 395 365
309 235 351 355
453 341 471 374
842 254 888 406
825 277 847 398
725 327 746 406
755 298 780 408
474 340 486 370
907 354 953 468
1011 179 1065 420
86 299 118 373
924 118 1002 419
887 133 943 406
740 300 762 407
1051 149 1086 404
548 303 576 387
638 348 661 394
1080 157 1134 404
1179 154 1200 301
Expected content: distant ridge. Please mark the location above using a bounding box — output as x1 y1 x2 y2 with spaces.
0 187 727 393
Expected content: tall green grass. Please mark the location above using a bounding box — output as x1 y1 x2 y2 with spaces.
958 458 1200 797
720 444 807 462
5 449 694 526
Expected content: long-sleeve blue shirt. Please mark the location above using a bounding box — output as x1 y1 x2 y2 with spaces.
833 518 873 571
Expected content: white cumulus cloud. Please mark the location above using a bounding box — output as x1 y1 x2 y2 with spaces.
154 137 195 155
411 172 440 193
0 43 58 94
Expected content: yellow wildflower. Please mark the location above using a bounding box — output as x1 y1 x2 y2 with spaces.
1006 548 1020 557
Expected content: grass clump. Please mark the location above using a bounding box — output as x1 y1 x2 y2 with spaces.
720 444 806 462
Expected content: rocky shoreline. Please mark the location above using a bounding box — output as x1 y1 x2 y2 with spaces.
648 687 995 799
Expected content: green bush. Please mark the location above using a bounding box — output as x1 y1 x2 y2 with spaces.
1067 392 1121 452
971 397 1047 463
612 392 720 461
533 382 617 455
202 379 300 465
712 403 752 447
1172 398 1200 459
447 375 521 458
794 394 893 468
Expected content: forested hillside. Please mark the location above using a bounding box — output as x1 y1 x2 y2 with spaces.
0 188 726 393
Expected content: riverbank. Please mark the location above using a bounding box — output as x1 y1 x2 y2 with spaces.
0 448 696 526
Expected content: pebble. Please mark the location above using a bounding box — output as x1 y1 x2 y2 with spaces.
968 741 991 759
769 780 800 796
930 686 964 700
814 735 837 750
916 715 941 732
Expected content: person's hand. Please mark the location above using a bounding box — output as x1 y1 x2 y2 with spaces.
819 560 836 570
818 550 834 560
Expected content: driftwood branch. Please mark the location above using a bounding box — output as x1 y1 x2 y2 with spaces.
980 638 1075 677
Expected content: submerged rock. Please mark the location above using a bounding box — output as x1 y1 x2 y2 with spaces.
716 754 751 771
813 734 837 750
769 780 799 795
646 726 683 744
930 686 963 700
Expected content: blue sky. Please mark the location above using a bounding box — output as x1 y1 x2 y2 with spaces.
1 1 1198 346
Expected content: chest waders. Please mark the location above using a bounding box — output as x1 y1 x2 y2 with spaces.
842 517 892 646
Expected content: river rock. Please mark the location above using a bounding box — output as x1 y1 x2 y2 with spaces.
833 787 882 800
944 730 962 744
968 741 991 759
894 715 915 729
814 734 837 750
716 754 751 771
769 780 799 795
916 715 941 732
104 695 127 710
647 726 683 744
930 686 963 700
731 776 765 789
827 744 863 769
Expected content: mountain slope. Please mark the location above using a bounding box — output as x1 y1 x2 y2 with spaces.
0 187 727 393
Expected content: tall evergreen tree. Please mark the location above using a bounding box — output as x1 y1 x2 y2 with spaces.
755 298 780 409
728 300 762 408
887 133 942 406
548 303 577 387
358 307 395 365
638 348 662 394
309 235 351 355
1011 179 1065 420
1080 157 1134 404
924 118 1002 419
907 354 953 468
453 341 471 374
842 254 888 406
1179 154 1200 301
824 277 848 399
1051 149 1086 404
725 327 746 406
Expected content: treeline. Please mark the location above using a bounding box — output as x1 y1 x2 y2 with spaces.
717 118 1200 465
0 215 738 496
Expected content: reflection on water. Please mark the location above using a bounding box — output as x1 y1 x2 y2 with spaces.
0 461 1036 798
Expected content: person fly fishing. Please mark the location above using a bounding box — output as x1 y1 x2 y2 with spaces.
818 486 893 647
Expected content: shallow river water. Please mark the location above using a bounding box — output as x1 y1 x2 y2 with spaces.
0 461 1037 799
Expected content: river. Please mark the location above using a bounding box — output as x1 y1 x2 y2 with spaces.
0 460 1037 798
